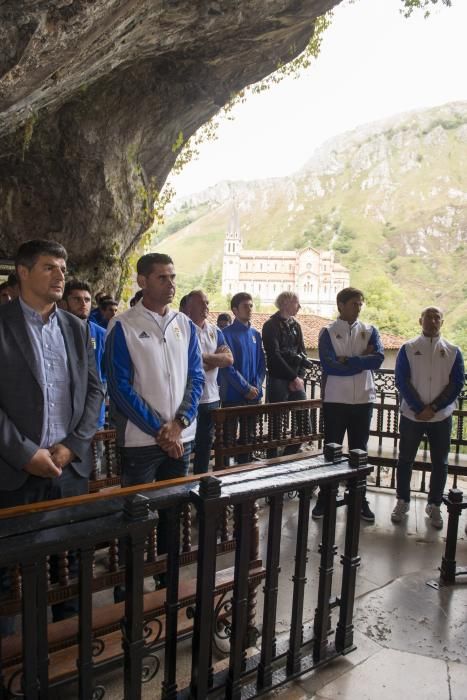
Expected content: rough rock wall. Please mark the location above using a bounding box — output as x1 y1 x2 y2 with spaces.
0 0 340 291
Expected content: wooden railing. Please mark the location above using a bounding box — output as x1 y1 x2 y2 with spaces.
91 367 467 499
0 449 372 699
302 359 467 492
212 399 323 470
89 428 120 492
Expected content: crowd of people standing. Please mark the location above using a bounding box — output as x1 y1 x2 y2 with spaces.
0 238 465 544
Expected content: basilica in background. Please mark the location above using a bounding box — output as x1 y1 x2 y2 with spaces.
221 204 349 317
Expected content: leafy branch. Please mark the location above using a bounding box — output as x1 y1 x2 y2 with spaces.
400 0 452 18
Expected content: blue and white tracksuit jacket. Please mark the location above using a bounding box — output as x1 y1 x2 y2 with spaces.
395 334 464 423
218 319 266 404
319 319 385 404
105 301 204 447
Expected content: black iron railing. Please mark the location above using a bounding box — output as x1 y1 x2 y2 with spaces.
0 450 371 699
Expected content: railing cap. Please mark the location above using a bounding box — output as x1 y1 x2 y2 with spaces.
123 494 150 521
447 488 463 503
199 475 222 499
324 443 342 463
348 449 368 469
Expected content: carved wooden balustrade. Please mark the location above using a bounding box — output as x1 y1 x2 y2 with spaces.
303 360 467 490
90 368 467 497
88 428 120 491
212 399 323 470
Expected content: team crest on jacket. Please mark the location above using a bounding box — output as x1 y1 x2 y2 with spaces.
361 331 366 339
139 331 150 339
414 350 422 356
440 348 446 357
209 329 216 342
252 335 256 343
173 324 181 340
335 333 342 339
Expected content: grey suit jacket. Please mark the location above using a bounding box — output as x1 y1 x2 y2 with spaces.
0 299 104 491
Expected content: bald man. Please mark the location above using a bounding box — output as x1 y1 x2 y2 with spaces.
392 307 464 529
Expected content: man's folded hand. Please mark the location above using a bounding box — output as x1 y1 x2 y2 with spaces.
23 448 62 478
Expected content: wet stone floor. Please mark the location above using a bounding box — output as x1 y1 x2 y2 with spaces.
93 486 467 700
261 487 467 700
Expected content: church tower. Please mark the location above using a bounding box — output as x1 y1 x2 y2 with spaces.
221 199 242 296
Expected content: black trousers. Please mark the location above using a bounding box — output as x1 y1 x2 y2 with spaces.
320 402 373 502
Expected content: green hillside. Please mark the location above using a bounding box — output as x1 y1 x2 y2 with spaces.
154 101 467 348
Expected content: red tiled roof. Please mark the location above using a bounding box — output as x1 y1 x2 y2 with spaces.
208 311 405 350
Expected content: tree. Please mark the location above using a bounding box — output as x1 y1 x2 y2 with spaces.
449 318 467 357
361 276 417 338
203 265 221 296
400 0 452 18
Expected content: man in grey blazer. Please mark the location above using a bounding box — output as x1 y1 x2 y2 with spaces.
0 239 103 627
0 239 103 505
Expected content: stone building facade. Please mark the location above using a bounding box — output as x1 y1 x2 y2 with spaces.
221 207 350 317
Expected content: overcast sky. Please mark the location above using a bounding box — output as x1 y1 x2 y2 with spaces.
168 0 467 199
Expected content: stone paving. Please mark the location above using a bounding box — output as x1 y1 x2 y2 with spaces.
263 488 467 700
90 487 467 700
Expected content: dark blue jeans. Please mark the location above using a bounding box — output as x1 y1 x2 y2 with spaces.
396 415 451 506
193 401 219 474
119 442 192 556
222 401 258 465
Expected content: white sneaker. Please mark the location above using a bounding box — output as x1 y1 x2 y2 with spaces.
425 503 443 529
391 499 410 523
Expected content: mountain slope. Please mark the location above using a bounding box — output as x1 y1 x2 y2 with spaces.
154 101 467 344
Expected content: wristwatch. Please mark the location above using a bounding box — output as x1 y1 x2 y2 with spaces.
176 414 190 429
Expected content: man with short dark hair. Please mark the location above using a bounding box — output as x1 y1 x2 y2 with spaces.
391 307 464 529
63 279 106 429
219 292 265 406
0 241 103 499
313 286 384 522
105 252 204 592
129 289 143 307
63 279 93 319
98 298 118 328
0 281 11 304
217 312 231 330
0 239 103 625
218 292 265 464
89 290 107 321
89 292 112 327
186 290 233 473
106 254 204 470
6 272 19 300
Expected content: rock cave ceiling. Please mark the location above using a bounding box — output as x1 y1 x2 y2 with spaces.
0 0 340 291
